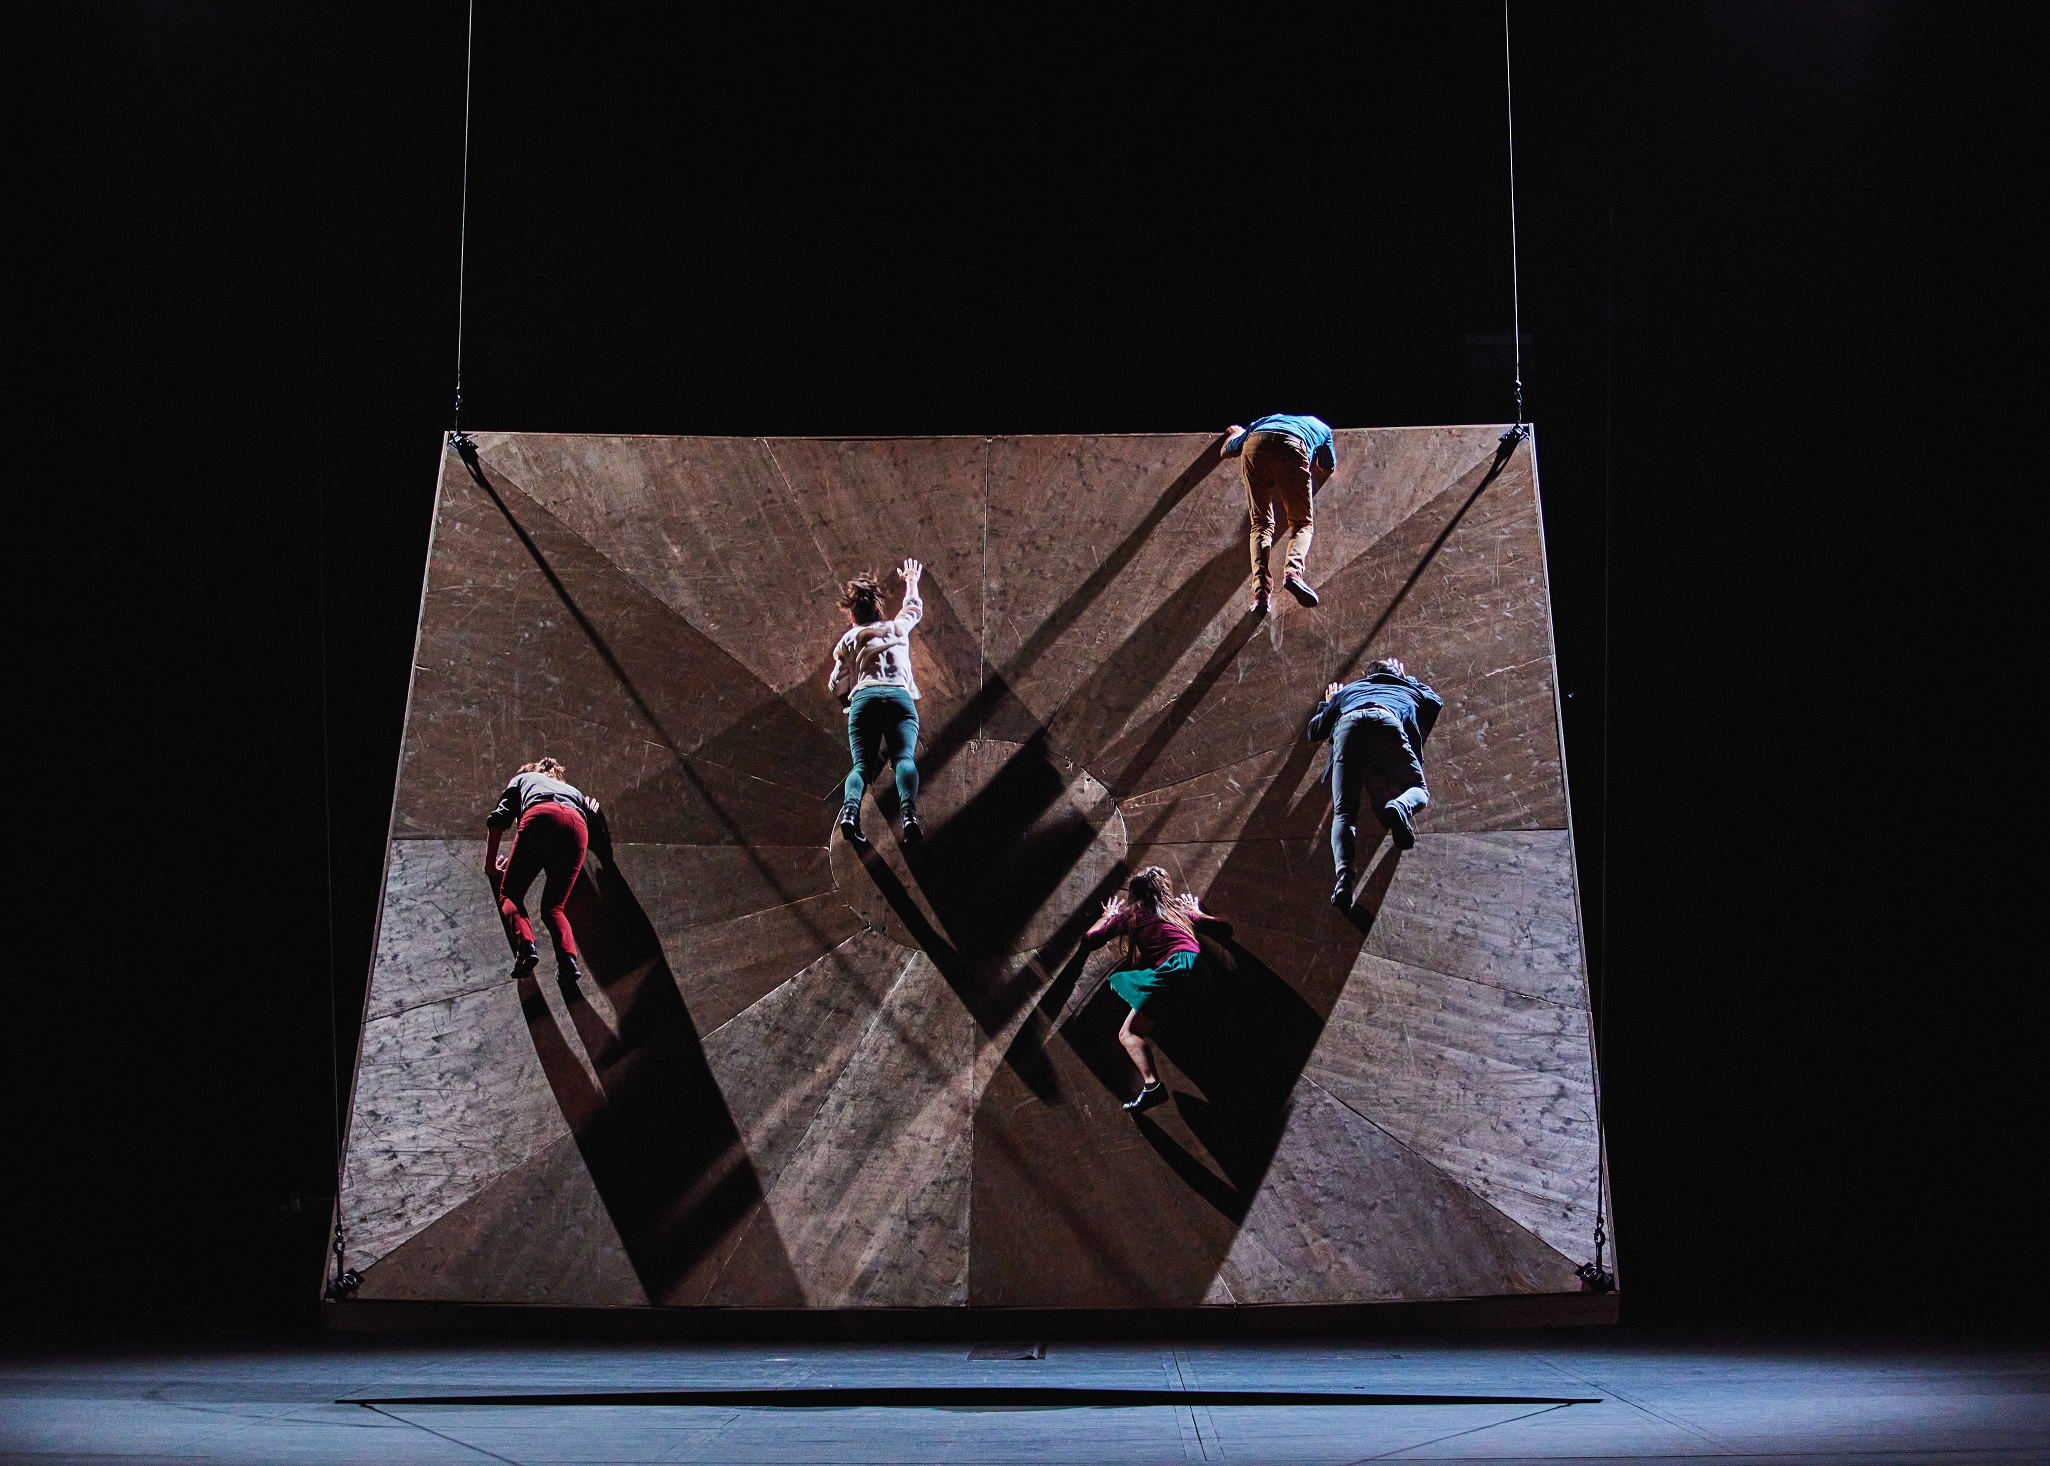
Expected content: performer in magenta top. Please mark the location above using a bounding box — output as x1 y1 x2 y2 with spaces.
1083 865 1232 1112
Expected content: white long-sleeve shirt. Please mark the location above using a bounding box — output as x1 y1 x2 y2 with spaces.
827 585 923 706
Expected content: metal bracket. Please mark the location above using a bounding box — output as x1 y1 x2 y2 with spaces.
326 1225 363 1300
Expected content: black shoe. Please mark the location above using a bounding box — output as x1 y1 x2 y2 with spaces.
1381 800 1417 851
511 941 540 977
1331 872 1354 908
837 801 867 844
558 954 584 989
900 802 923 844
1284 574 1320 608
1250 590 1271 617
1123 1081 1166 1112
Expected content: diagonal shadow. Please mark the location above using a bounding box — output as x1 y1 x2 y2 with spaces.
453 438 808 1305
916 438 1227 783
967 734 1406 1304
512 844 803 1305
864 539 1256 1043
1331 426 1527 681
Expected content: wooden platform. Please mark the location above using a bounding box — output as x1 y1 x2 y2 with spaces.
337 426 1609 1316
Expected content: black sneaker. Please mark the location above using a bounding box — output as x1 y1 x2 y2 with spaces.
511 941 540 977
1331 871 1354 908
837 801 867 844
900 802 923 843
1123 1081 1166 1113
1250 590 1271 617
1284 574 1320 608
559 954 584 989
1381 800 1417 851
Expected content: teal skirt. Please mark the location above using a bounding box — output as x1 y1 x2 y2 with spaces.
1109 949 1201 1013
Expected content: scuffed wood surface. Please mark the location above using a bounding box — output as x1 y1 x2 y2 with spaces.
342 843 569 1271
344 426 1605 1309
1218 1084 1582 1303
1305 950 1600 1264
358 1133 644 1305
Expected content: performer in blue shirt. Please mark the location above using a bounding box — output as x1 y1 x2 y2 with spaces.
1305 658 1443 906
1221 414 1336 614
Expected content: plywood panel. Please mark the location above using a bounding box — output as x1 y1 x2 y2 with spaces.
356 1134 644 1305
1218 1084 1582 1302
342 844 567 1269
1304 951 1601 1264
394 454 846 840
342 426 1606 1312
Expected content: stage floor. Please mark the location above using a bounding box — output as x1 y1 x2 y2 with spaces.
3 1333 2044 1463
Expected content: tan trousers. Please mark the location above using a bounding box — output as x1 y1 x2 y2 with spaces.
1241 430 1315 594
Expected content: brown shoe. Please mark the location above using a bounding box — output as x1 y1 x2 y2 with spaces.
1284 574 1320 608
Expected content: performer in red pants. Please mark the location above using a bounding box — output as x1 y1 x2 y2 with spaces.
485 757 602 984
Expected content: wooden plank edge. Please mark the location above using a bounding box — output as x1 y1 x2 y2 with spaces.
322 1291 1619 1341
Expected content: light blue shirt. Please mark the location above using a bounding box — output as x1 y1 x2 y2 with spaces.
1222 414 1336 474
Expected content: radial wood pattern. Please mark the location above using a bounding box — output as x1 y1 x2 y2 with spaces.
338 426 1608 1310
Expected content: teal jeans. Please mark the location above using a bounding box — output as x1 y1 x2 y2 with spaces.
844 686 921 809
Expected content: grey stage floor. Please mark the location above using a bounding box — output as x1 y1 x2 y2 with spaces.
2 1333 2044 1463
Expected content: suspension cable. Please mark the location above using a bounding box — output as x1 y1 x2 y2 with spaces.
1504 0 1526 426
452 0 476 430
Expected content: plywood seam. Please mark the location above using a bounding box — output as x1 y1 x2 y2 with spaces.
1213 917 1591 1011
1111 734 1571 827
735 943 930 1286
1310 434 1527 590
690 933 842 1048
681 751 842 806
475 452 849 779
342 1134 566 1278
1295 1073 1581 1268
366 973 519 1024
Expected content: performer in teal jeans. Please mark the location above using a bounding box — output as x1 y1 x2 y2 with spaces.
828 558 925 844
1084 866 1233 1112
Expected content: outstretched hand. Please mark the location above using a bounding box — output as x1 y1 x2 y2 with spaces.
900 557 923 585
1101 893 1127 921
1326 682 1343 700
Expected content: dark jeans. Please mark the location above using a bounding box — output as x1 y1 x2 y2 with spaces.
498 801 588 961
1329 708 1428 875
843 686 921 809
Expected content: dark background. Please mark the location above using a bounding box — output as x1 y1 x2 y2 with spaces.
15 3 2036 1334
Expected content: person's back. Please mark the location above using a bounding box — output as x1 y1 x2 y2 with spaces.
485 757 599 983
1231 414 1336 473
1308 659 1441 895
1309 669 1442 751
489 770 597 827
1220 413 1338 612
828 561 928 844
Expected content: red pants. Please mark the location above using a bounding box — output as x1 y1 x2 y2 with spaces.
497 802 588 962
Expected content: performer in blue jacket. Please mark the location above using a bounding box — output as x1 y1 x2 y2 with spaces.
1306 658 1443 906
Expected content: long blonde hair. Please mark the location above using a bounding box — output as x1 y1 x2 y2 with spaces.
1127 865 1196 939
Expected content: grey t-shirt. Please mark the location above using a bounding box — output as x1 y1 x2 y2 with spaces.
486 772 597 830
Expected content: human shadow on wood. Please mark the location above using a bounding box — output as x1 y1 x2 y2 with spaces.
915 440 1228 781
967 740 1401 1304
517 843 803 1306
845 543 1257 1043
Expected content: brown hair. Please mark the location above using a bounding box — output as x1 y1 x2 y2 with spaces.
1127 865 1197 940
519 757 570 781
838 572 884 625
